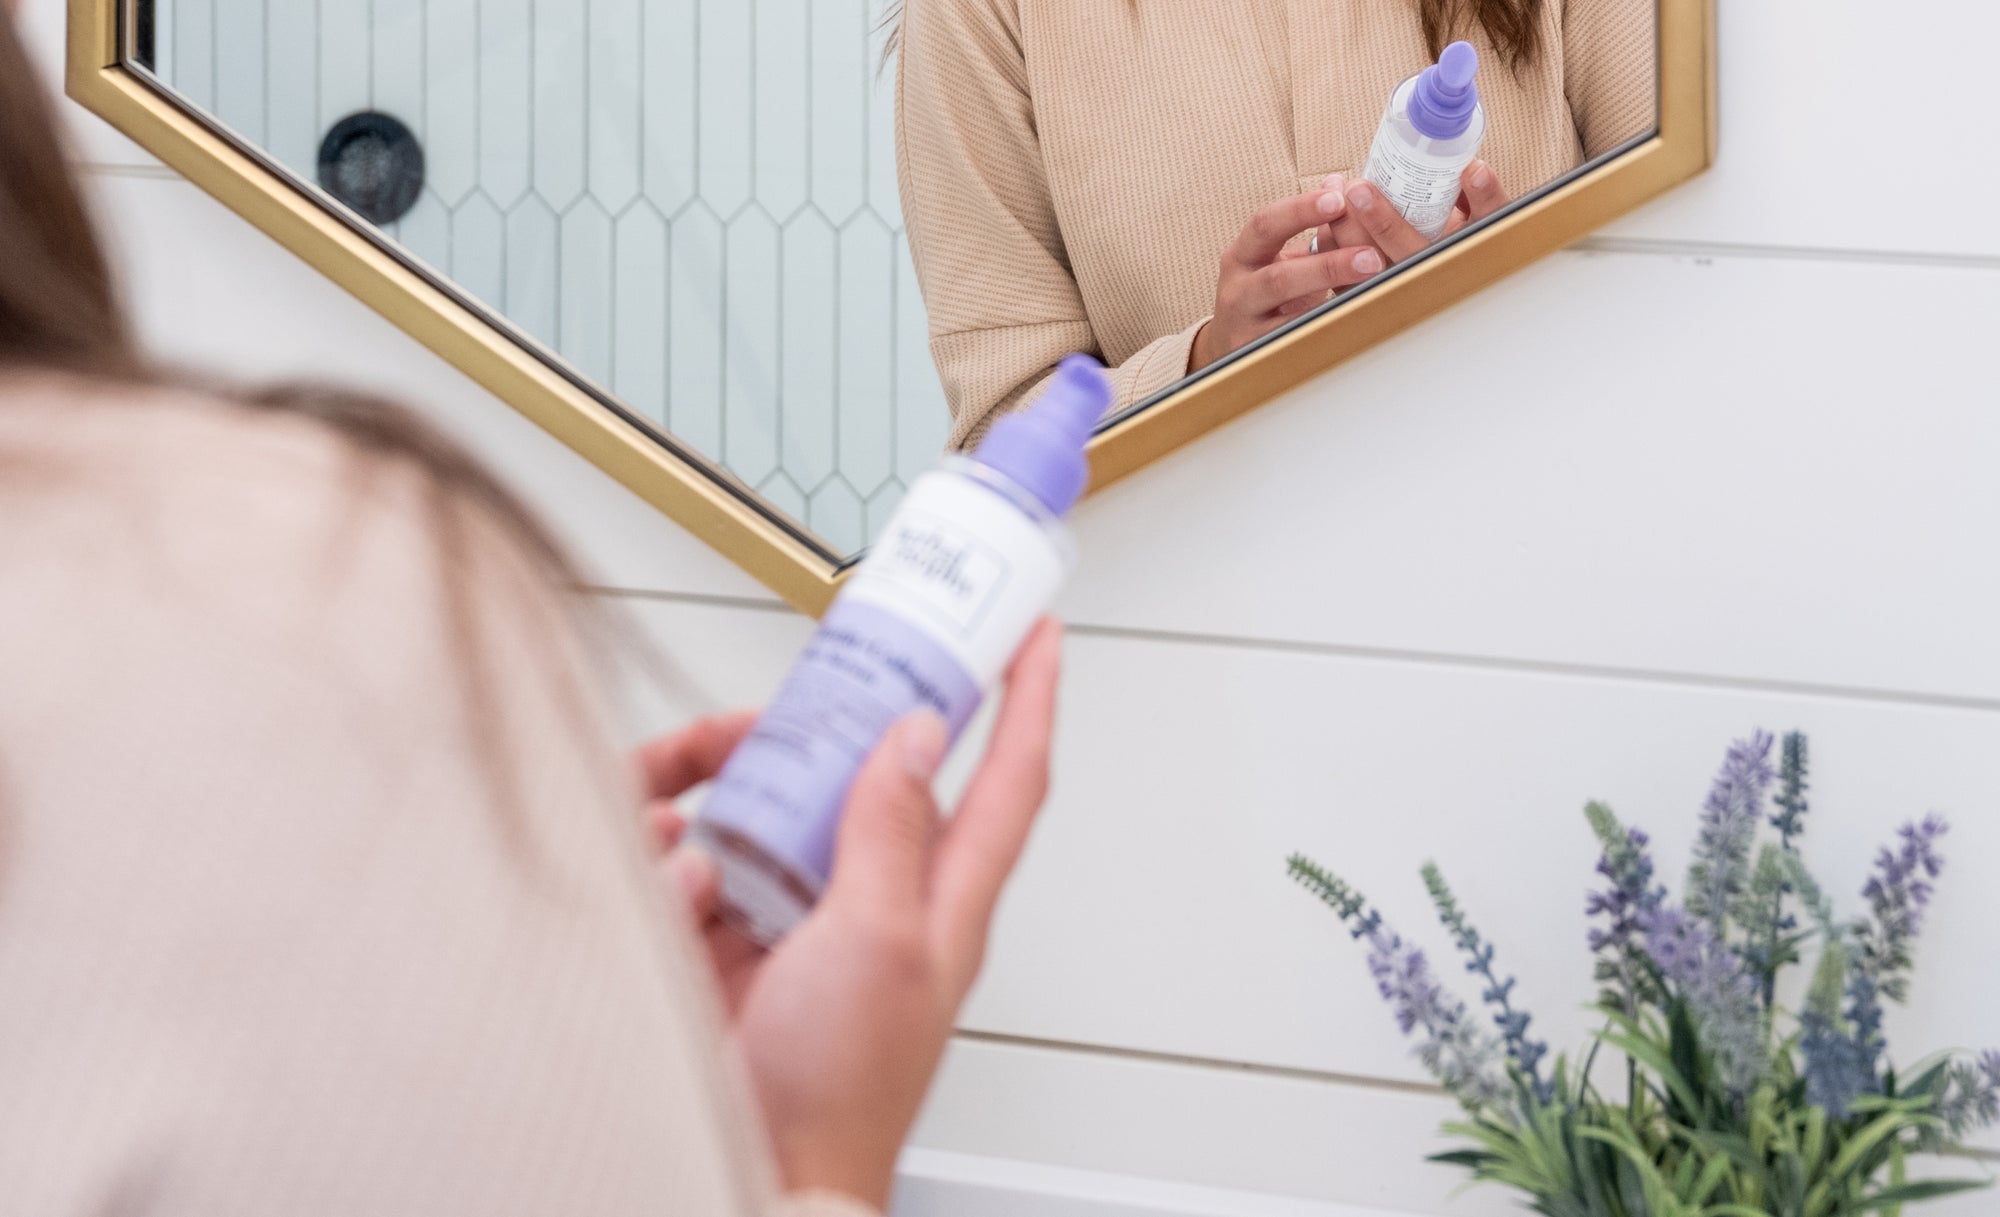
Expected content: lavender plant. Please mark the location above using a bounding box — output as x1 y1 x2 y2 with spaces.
1287 731 1996 1217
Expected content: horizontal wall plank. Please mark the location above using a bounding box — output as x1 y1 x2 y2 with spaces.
81 171 774 602
909 1039 1502 1217
1603 0 2000 260
908 1039 1996 1217
1068 248 2000 704
895 1147 1437 1217
80 174 2000 700
614 598 2000 1146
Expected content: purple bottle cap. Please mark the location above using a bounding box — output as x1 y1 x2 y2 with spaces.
972 354 1112 517
1407 41 1480 140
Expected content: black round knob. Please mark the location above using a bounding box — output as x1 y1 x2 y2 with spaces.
316 112 426 226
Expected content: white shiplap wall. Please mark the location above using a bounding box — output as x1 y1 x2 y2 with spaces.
20 2 2000 1215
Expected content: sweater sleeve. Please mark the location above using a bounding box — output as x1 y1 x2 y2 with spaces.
0 394 882 1217
1562 0 1661 160
896 0 1205 449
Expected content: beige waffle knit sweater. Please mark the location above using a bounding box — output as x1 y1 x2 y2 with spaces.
0 381 874 1217
896 0 1657 447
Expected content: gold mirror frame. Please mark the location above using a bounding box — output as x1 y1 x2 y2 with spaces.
68 0 1715 615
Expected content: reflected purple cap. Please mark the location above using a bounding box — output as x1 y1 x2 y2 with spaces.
973 354 1112 516
1408 41 1480 139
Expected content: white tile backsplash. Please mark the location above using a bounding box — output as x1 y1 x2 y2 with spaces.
147 0 949 556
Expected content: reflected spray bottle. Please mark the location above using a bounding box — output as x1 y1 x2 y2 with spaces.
1361 40 1487 242
688 356 1113 944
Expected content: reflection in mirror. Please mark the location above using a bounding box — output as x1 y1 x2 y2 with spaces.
890 0 1658 446
130 0 1657 565
132 0 948 560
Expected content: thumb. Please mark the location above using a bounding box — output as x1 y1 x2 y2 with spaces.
826 712 950 916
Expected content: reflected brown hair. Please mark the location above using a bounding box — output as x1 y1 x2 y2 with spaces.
1422 0 1544 71
882 0 1546 72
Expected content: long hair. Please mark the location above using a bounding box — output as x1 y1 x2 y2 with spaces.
0 8 596 590
882 0 1546 72
0 11 135 375
0 7 593 590
0 9 645 844
1421 0 1543 70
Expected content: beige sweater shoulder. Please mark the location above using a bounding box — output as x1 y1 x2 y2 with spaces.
0 381 871 1217
896 0 1658 447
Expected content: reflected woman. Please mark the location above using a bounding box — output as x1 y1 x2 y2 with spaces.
892 0 1656 446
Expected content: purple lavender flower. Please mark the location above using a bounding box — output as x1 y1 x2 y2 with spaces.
1854 815 1948 1003
1642 905 1767 1095
1800 1010 1874 1116
1747 732 1812 1010
1423 863 1550 1101
1585 803 1667 1016
1936 1050 2000 1138
1287 854 1511 1112
1769 731 1810 848
1799 936 1872 1115
1685 731 1776 932
1738 846 1802 1012
1364 923 1514 1112
1843 968 1887 1089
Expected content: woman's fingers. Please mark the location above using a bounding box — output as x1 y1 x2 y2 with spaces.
649 802 689 850
932 620 1063 983
1243 246 1383 315
1444 160 1511 236
1341 182 1432 263
1323 212 1376 260
1314 175 1375 263
636 710 759 801
1459 159 1510 222
826 712 949 918
664 844 722 920
1228 187 1347 269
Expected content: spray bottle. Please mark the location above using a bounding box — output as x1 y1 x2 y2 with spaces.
688 356 1112 944
1361 40 1486 242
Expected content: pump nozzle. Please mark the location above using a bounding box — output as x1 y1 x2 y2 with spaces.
1407 41 1481 140
972 354 1111 516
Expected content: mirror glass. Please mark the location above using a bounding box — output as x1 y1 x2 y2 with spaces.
125 0 1657 562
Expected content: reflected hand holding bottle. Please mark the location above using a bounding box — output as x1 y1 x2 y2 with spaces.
1189 186 1390 372
1312 161 1513 277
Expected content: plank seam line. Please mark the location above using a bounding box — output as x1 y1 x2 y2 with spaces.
948 1029 1448 1098
80 161 185 180
81 165 2000 273
948 1031 2000 1164
588 587 2000 715
1570 234 2000 273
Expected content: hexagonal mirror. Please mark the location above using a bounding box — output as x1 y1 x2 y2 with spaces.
71 0 1712 612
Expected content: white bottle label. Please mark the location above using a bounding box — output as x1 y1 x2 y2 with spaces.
693 466 1071 896
1362 131 1465 241
843 469 1071 684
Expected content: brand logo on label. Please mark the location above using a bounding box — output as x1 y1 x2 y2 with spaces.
869 511 1009 637
890 528 978 599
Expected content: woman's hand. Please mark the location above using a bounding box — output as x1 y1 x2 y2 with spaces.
638 711 771 1009
644 621 1065 1211
1314 160 1512 270
1189 187 1387 372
